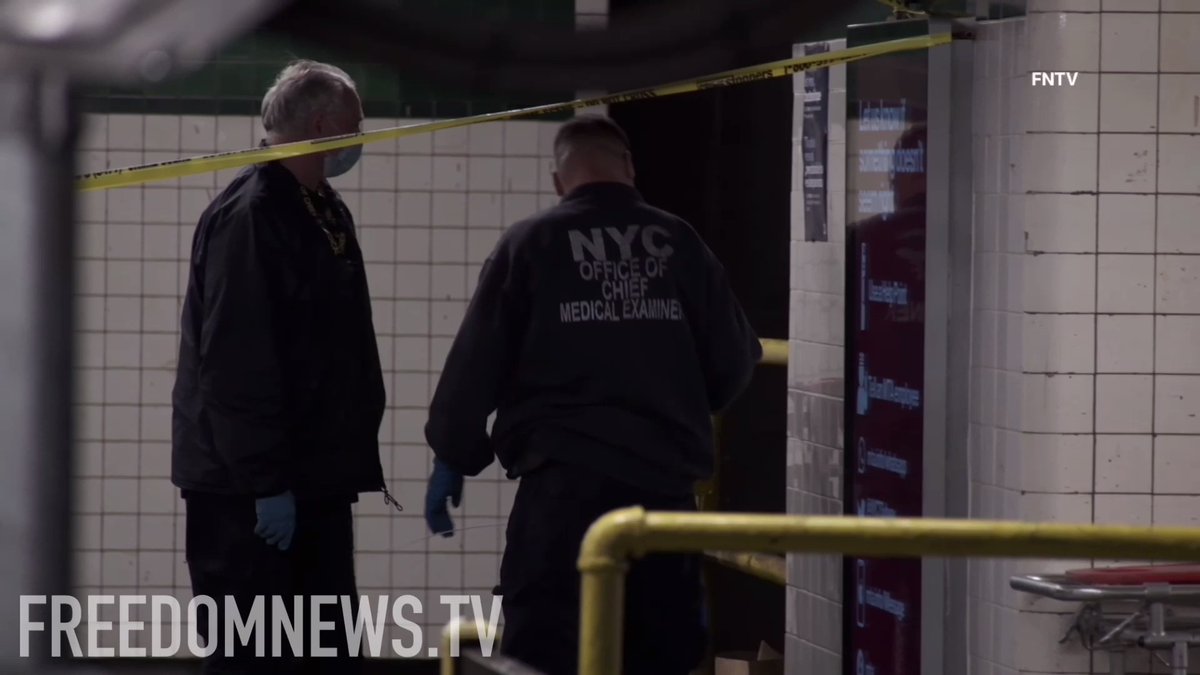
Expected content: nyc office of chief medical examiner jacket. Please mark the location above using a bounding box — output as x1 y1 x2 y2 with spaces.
426 182 762 496
172 162 387 500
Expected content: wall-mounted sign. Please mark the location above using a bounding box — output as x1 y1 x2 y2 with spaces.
801 41 831 242
843 18 930 675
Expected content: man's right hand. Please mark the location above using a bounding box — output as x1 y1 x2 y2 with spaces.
255 491 296 551
425 459 464 537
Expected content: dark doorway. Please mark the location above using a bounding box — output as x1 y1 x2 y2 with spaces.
608 0 793 660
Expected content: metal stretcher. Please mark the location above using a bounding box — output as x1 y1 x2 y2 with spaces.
1011 564 1200 675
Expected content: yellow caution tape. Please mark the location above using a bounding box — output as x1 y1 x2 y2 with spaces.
876 0 927 16
875 0 973 18
76 33 951 192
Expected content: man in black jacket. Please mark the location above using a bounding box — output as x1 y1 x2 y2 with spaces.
424 114 762 674
172 60 395 674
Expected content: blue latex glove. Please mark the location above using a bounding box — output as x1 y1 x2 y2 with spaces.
425 459 463 537
254 491 296 551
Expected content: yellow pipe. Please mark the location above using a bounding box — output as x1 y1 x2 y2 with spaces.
705 551 787 585
577 508 645 675
577 508 1200 675
695 415 721 512
759 338 787 366
693 415 722 675
440 618 499 675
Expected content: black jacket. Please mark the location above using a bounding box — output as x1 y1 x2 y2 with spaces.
426 182 761 496
172 162 386 499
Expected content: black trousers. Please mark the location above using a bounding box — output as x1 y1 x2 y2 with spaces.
183 492 360 674
498 462 707 675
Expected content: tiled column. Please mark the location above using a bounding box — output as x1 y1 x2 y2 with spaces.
970 2 1200 674
786 40 848 675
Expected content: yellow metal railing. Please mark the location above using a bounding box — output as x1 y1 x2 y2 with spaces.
695 413 721 513
576 508 1200 675
697 337 789 584
705 550 786 585
759 338 787 366
440 618 500 675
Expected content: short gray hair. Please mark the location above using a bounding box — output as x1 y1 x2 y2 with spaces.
260 60 357 139
552 114 631 167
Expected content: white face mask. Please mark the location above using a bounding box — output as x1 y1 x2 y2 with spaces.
323 144 362 178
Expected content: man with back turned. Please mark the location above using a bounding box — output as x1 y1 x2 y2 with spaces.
423 114 762 674
171 60 398 673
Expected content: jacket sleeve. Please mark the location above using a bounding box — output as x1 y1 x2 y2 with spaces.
425 245 526 476
696 242 763 412
197 202 291 497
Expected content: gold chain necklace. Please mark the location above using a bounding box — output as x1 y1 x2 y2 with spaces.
300 186 347 257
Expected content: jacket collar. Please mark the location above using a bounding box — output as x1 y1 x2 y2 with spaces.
561 181 642 203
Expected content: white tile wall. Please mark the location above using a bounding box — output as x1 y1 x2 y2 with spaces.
71 112 560 647
971 6 1200 675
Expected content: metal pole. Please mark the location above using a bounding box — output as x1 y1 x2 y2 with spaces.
1106 648 1125 675
0 72 78 672
1150 602 1166 637
440 618 500 675
577 509 640 675
578 565 627 675
1171 642 1187 675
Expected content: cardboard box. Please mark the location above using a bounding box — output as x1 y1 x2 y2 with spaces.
713 642 783 675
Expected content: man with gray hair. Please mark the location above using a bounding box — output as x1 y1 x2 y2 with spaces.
172 59 393 673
